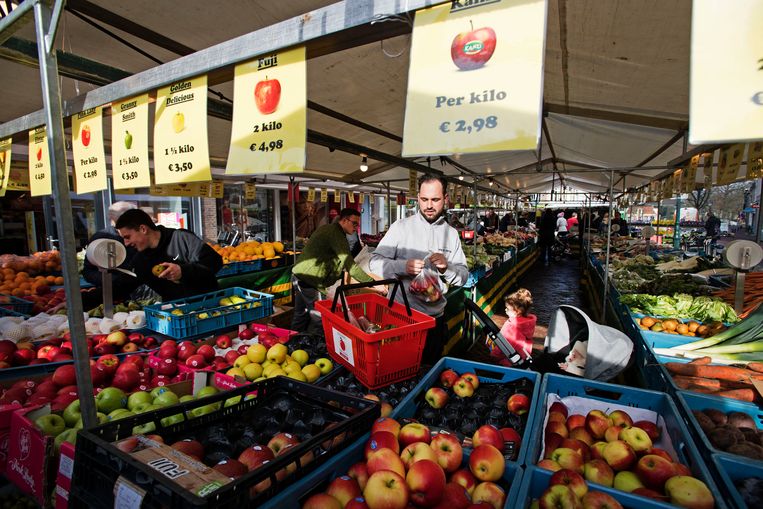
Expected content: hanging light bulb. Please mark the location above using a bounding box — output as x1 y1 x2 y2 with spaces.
360 156 368 172
459 174 464 181
488 179 494 186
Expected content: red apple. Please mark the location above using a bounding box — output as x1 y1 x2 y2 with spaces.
507 393 530 415
81 124 91 147
602 440 636 471
52 364 77 387
471 481 506 509
185 354 207 369
545 421 568 439
608 410 633 429
636 454 677 491
170 439 204 461
105 330 127 347
121 342 138 353
400 442 437 470
538 485 578 509
425 387 449 409
255 78 281 115
398 422 431 447
363 470 409 509
580 491 624 509
433 482 471 509
176 342 197 361
156 357 178 376
365 431 400 460
633 420 661 441
326 475 362 508
96 354 120 376
215 334 232 349
451 468 477 495
549 402 569 418
439 369 459 388
544 432 565 459
197 344 215 362
549 468 588 499
549 448 584 474
643 447 673 463
469 445 504 482
238 444 275 471
430 433 462 473
570 427 594 446
158 340 178 359
367 448 406 478
406 459 445 507
213 459 248 479
473 425 504 452
267 432 299 455
347 462 370 491
583 459 614 487
450 24 497 71
586 410 610 440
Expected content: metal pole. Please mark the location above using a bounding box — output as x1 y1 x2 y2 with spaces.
34 0 97 429
656 199 662 242
289 176 297 250
602 171 615 322
42 196 56 250
386 182 391 229
756 178 763 244
472 179 478 262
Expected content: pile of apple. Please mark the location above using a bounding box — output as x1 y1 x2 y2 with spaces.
300 415 511 509
416 368 533 459
538 401 715 508
221 341 334 384
0 329 156 369
532 469 626 509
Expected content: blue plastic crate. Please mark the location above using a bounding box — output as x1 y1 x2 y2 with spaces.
393 357 541 465
0 294 33 316
215 263 238 277
713 454 763 509
144 287 273 338
677 390 763 467
516 465 708 509
0 306 28 318
260 439 524 509
465 265 487 288
527 374 725 508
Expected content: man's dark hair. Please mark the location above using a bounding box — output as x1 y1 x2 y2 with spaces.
338 208 361 220
418 174 449 195
115 208 158 231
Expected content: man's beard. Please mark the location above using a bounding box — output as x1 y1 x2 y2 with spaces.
420 208 442 224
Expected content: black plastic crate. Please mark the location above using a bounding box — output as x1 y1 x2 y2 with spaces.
70 377 379 508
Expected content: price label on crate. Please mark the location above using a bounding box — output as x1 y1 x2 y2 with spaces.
112 94 151 189
226 46 307 175
402 1 545 156
114 476 146 509
28 126 51 196
332 329 356 367
153 76 212 184
72 106 108 193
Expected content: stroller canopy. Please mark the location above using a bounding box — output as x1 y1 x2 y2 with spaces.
544 305 633 381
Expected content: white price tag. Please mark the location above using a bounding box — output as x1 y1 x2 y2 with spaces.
58 453 74 479
114 476 146 509
332 328 355 367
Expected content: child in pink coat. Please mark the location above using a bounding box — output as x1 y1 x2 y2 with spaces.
490 288 537 366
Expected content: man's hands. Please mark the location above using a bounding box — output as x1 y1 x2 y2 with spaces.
406 253 448 276
158 262 182 283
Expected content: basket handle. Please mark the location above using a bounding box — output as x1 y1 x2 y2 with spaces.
331 277 413 321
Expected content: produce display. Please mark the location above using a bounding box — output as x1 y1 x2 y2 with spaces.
620 293 738 323
463 241 497 271
635 316 725 338
714 272 763 318
531 470 626 509
659 359 763 402
210 240 287 263
301 415 512 509
691 407 763 460
0 311 146 343
537 402 716 508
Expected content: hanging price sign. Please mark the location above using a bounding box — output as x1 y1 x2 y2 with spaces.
361 192 368 205
747 142 763 180
320 188 328 202
347 192 355 203
153 76 212 184
716 144 745 185
0 138 11 197
210 180 224 198
306 187 315 202
409 170 418 197
72 106 108 194
334 190 341 203
245 182 257 199
28 127 51 196
112 94 151 189
227 46 307 174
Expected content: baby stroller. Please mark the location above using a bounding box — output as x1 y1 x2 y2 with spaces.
463 301 632 382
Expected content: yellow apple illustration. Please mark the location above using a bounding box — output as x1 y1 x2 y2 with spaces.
172 112 185 133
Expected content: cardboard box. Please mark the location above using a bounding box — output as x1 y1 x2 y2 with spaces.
6 405 56 507
0 402 22 475
54 441 75 509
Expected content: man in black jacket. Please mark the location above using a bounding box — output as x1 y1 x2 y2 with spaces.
115 209 222 301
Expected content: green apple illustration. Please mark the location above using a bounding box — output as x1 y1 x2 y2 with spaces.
124 130 133 149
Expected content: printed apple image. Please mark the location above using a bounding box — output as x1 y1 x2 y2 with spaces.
172 111 185 133
124 131 133 149
255 77 281 115
36 147 42 161
81 125 91 147
451 20 496 71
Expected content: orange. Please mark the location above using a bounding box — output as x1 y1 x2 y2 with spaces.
46 275 56 284
54 276 64 285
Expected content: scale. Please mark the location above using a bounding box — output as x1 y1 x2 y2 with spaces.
85 239 135 319
723 240 763 314
640 225 655 256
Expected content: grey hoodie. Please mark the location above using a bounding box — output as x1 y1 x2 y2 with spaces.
370 212 468 317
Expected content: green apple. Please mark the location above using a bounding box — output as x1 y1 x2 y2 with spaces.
179 395 196 403
74 412 107 429
267 344 288 364
133 422 156 434
107 409 134 421
54 428 78 453
63 399 83 427
127 391 153 411
153 391 180 407
191 403 220 418
124 130 133 149
35 414 66 436
247 344 267 363
160 413 185 427
196 386 220 399
315 358 334 375
150 386 172 399
291 349 309 367
224 396 241 407
243 363 263 381
96 387 127 414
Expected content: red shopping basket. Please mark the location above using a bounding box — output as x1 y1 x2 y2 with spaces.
315 279 435 389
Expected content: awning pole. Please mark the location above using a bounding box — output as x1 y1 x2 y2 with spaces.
602 172 614 322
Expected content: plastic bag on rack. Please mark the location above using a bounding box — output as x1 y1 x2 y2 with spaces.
409 259 443 303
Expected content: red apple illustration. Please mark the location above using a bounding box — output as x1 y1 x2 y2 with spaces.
81 125 91 147
451 20 496 71
36 147 42 161
255 77 281 115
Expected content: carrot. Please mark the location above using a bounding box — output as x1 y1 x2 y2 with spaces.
714 388 757 402
672 376 721 389
665 363 763 383
685 385 718 394
747 362 763 373
688 357 712 365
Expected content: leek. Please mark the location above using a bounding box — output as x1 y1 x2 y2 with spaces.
693 341 763 354
674 305 763 351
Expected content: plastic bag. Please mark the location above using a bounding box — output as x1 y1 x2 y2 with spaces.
409 259 443 303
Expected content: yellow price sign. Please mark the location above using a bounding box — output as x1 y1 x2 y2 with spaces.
72 106 108 194
28 127 51 196
0 138 11 197
334 190 341 203
245 182 257 199
112 94 151 189
307 187 315 202
320 188 328 202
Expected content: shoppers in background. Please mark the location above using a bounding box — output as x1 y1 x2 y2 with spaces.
484 209 499 232
221 199 233 231
370 175 468 363
614 211 628 236
567 212 579 233
490 288 537 366
82 201 141 301
598 212 610 234
499 212 515 232
538 209 557 265
518 213 529 228
705 211 721 240
556 211 568 238
292 208 384 335
115 209 223 301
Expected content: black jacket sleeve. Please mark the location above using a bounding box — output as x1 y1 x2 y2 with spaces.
169 230 223 295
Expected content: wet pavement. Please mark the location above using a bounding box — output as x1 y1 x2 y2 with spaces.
464 255 590 362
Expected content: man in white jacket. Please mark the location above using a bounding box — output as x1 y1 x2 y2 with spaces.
370 175 468 363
